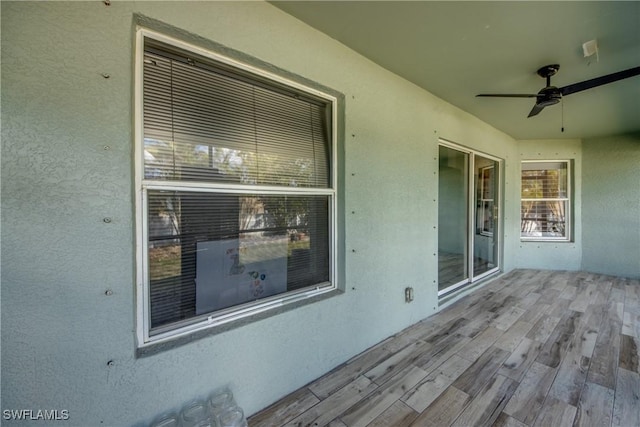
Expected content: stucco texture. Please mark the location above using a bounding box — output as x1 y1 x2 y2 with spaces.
0 1 542 426
582 134 640 278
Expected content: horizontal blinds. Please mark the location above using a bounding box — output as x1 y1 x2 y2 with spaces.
521 161 566 171
521 162 569 239
521 163 568 199
521 200 567 238
143 49 330 187
147 190 329 330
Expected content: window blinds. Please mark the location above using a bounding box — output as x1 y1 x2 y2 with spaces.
521 162 568 199
141 40 333 332
147 190 330 329
143 47 330 187
521 161 569 239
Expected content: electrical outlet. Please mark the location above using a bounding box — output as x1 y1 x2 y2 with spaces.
405 287 414 303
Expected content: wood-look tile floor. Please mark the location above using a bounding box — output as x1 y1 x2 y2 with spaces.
248 270 640 427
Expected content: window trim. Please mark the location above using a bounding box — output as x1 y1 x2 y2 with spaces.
134 28 339 348
478 165 495 237
520 159 571 242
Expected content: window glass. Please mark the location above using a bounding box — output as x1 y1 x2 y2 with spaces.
147 191 329 330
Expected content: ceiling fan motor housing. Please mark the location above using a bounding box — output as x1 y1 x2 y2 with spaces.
537 86 562 107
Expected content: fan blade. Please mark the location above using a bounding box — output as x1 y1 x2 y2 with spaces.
560 66 640 96
476 93 540 98
527 103 545 118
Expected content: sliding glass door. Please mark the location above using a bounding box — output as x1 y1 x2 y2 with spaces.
438 146 469 290
438 142 501 295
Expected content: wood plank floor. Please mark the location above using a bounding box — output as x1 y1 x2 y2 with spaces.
248 270 640 427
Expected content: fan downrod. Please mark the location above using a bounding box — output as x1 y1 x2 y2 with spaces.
537 64 560 87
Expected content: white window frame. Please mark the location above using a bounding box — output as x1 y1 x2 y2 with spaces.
134 28 339 347
520 160 571 242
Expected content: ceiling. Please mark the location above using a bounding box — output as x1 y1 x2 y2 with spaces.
271 1 640 140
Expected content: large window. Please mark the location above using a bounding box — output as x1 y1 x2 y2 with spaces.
136 30 338 343
521 161 570 241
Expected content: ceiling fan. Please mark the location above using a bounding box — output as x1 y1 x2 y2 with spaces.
477 64 640 117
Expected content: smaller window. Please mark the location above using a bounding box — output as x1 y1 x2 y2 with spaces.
520 161 571 241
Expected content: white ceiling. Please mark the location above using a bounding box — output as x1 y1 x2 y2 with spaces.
272 1 640 140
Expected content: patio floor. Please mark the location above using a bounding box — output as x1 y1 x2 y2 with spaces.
248 269 640 427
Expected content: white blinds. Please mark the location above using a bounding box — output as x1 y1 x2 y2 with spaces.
141 39 334 332
143 47 330 187
147 190 330 329
521 161 569 239
521 162 568 199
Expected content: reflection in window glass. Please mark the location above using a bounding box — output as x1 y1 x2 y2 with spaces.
147 191 329 330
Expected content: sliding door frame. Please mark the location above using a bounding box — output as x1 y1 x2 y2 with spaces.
438 138 503 297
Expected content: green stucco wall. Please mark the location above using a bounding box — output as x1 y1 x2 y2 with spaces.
2 2 520 425
582 133 640 278
514 136 639 278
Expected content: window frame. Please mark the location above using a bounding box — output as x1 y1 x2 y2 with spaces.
520 159 571 242
134 28 339 347
477 164 495 237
